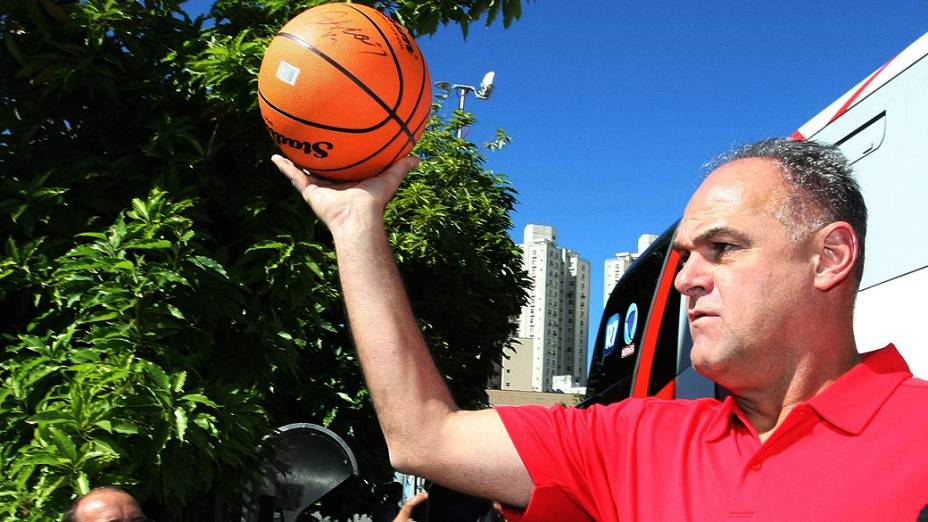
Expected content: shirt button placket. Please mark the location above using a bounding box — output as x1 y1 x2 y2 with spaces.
729 406 813 519
729 456 765 518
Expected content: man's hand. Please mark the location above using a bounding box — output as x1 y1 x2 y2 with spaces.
392 491 428 522
272 154 419 234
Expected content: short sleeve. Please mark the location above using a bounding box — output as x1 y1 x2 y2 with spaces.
499 484 593 522
496 403 633 521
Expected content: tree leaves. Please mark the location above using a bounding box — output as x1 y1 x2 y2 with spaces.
379 0 532 38
0 0 528 519
0 187 267 518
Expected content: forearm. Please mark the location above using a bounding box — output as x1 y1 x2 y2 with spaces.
332 214 458 469
275 155 531 503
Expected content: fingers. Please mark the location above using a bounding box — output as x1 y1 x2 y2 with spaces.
387 154 420 176
383 155 419 181
375 154 420 196
272 154 313 193
395 491 428 519
273 154 419 186
407 490 428 506
273 154 420 200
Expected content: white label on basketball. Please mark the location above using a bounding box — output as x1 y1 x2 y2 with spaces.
276 60 300 86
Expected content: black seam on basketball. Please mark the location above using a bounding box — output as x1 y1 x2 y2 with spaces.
314 106 429 173
398 22 429 149
356 5 431 150
297 77 428 173
400 43 429 140
319 61 429 173
386 108 431 167
317 101 432 175
276 31 415 143
342 4 404 113
309 122 407 172
258 88 391 133
312 95 430 174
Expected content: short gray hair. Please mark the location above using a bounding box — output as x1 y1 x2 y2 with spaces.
709 138 867 283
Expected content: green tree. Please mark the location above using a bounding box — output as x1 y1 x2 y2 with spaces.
0 0 528 519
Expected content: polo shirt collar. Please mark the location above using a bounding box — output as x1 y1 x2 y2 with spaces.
807 344 912 435
705 344 911 441
706 396 737 442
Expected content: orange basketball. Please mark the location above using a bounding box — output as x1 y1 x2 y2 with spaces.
258 3 431 181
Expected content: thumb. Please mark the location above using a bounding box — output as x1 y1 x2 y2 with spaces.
375 155 419 195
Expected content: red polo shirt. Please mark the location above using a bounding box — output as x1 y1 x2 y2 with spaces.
497 345 928 521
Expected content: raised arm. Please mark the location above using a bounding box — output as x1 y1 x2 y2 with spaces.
273 155 533 507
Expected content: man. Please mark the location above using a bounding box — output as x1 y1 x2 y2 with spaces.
62 487 149 522
273 138 928 521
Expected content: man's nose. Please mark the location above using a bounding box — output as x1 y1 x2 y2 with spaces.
674 254 711 298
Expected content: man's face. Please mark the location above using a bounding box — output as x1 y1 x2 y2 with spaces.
673 158 816 389
74 489 147 522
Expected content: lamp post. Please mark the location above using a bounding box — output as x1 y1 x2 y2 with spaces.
434 71 496 139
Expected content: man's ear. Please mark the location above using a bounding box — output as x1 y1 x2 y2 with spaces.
813 221 859 291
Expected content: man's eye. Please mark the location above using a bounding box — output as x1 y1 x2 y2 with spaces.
713 242 736 254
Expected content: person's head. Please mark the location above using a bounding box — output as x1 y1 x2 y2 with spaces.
673 138 866 390
62 487 148 522
709 138 868 282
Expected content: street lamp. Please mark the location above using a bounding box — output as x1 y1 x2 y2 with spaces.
434 71 496 138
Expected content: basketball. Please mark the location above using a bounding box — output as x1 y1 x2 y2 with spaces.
257 3 431 181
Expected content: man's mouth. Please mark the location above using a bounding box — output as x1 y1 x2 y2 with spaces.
688 310 718 323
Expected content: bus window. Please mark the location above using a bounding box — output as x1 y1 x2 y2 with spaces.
583 226 677 406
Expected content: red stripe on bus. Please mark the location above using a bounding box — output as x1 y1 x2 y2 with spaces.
828 60 892 124
632 248 682 397
656 379 676 400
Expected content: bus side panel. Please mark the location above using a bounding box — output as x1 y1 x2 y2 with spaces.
809 53 928 378
853 267 928 377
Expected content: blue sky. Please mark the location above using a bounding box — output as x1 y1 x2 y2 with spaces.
414 2 928 356
186 1 927 361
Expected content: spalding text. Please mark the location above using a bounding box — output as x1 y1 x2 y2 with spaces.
268 129 333 158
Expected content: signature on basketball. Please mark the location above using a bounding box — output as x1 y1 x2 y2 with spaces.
314 12 387 56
